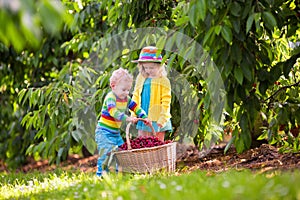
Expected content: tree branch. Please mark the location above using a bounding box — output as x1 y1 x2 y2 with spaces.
265 81 300 103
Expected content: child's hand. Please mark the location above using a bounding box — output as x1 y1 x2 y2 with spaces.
126 117 138 123
157 123 163 128
143 118 152 126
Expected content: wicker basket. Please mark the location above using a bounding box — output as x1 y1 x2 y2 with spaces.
113 121 177 174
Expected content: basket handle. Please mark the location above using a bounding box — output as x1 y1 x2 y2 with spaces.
125 118 156 150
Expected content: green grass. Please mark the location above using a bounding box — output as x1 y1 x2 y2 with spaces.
1 169 300 200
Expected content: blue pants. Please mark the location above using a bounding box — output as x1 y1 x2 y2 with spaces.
95 125 124 176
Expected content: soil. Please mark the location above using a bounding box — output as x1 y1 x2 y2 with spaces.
1 143 300 174
176 143 300 173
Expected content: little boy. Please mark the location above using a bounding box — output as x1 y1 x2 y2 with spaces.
95 68 150 177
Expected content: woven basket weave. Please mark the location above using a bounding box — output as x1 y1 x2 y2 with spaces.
114 121 176 173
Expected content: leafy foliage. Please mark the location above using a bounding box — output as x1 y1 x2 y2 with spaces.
258 58 300 152
0 0 75 167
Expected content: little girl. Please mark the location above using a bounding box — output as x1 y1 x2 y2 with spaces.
132 46 172 141
95 68 150 177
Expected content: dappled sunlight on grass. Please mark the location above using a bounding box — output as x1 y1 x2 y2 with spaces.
0 171 94 199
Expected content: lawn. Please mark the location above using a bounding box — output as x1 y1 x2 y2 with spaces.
1 169 300 200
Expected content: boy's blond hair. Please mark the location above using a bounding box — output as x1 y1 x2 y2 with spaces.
109 68 133 87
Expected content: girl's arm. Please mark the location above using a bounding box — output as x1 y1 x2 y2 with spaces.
132 74 144 103
157 77 172 126
131 74 144 116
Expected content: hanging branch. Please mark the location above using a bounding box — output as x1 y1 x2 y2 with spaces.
265 81 300 102
264 81 300 109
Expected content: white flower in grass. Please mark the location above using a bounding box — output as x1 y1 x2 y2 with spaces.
102 191 112 198
70 182 76 187
175 185 183 191
28 181 33 187
222 181 230 188
40 182 47 189
171 181 177 185
74 191 79 199
159 183 167 189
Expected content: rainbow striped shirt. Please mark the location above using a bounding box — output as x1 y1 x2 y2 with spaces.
98 91 147 134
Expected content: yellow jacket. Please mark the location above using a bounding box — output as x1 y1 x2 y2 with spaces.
132 74 172 127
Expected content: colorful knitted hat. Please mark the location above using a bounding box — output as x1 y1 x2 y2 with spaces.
132 46 162 63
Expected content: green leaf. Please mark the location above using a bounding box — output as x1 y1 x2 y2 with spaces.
277 108 288 123
72 130 81 142
241 59 253 81
214 25 222 35
21 112 32 127
231 18 240 33
184 44 196 60
175 16 189 26
257 131 268 140
196 0 207 21
234 67 243 85
7 20 26 52
149 0 154 10
254 13 262 33
269 65 282 83
203 27 214 46
165 34 176 53
85 138 97 155
282 55 297 78
156 36 166 52
231 44 242 64
241 129 251 149
240 113 248 131
262 11 277 31
188 4 198 27
224 135 235 154
18 89 27 104
221 25 232 44
235 135 245 153
57 147 64 158
259 81 268 94
38 1 64 34
246 13 254 34
230 2 242 17
241 1 253 19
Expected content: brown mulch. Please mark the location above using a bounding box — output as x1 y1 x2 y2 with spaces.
1 143 300 174
176 144 300 173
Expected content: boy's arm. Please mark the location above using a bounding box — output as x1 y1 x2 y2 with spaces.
106 97 127 121
128 96 147 119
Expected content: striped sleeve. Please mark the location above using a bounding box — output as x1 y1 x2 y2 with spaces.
128 96 147 119
106 95 126 121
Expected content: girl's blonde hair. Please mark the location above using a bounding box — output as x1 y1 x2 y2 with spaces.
137 62 167 78
109 68 133 87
